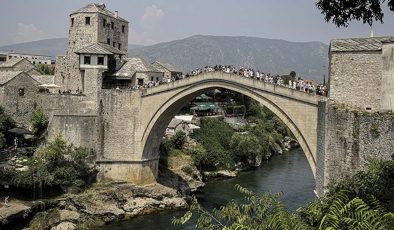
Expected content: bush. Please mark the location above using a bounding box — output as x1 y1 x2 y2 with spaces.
30 106 48 137
1 136 93 191
0 106 16 149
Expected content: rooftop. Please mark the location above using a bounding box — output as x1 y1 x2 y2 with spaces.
0 58 24 68
152 61 179 72
0 71 23 85
31 75 55 85
76 43 117 55
115 58 158 77
330 36 394 52
71 3 128 23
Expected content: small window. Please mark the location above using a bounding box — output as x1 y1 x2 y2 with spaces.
103 18 107 27
84 56 91 64
18 88 25 96
113 42 116 47
122 25 125 33
150 76 154 81
71 18 74 26
33 61 35 64
85 17 90 25
97 56 104 65
111 22 114 29
107 38 110 44
118 43 121 50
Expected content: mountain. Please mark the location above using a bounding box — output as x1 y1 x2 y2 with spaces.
0 38 143 58
129 35 328 82
0 35 329 82
0 38 68 58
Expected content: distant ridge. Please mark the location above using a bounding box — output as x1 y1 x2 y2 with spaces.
0 35 329 82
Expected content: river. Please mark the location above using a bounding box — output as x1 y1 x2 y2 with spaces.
99 148 315 229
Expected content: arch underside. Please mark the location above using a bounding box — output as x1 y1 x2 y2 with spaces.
141 80 317 177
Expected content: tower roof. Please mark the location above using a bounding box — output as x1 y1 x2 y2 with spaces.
330 36 394 52
71 3 128 23
75 43 126 55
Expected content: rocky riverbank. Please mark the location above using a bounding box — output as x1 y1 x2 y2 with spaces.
1 136 297 229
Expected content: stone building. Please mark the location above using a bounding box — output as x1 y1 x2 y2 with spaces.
0 71 41 125
0 58 41 75
54 3 128 99
329 37 394 112
111 57 164 88
151 61 182 81
0 52 51 65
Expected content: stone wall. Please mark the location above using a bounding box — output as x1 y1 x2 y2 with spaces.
319 101 393 193
47 114 97 151
329 51 382 111
381 42 394 112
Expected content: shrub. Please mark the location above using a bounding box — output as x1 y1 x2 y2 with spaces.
30 106 49 137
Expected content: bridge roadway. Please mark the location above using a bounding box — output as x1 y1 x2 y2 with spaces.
98 71 322 185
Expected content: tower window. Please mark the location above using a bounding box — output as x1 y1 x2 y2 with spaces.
18 88 25 96
107 38 110 44
85 17 90 25
103 18 107 27
122 25 125 33
111 22 114 29
98 56 104 65
71 18 74 26
113 42 116 47
84 56 91 64
118 43 121 50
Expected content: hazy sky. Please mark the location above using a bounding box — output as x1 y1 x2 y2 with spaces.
0 0 393 46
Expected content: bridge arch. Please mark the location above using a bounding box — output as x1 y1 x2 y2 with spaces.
140 72 319 177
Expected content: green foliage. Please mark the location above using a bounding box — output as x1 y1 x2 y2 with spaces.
173 185 311 230
36 64 55 75
194 118 235 169
370 124 381 138
174 159 394 229
186 142 210 170
1 135 93 191
0 106 16 149
328 158 394 211
230 134 268 166
316 0 394 27
30 106 49 137
173 131 186 149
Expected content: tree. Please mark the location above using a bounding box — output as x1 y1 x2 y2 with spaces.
0 106 16 149
316 0 394 27
290 71 296 79
30 106 49 137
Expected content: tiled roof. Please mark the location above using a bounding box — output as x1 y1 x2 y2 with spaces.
0 58 23 68
0 71 23 85
75 43 125 55
31 75 55 85
114 58 159 77
330 36 394 52
71 3 128 23
75 43 113 55
152 61 179 72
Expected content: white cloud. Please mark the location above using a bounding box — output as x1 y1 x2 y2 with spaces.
14 23 45 43
129 5 165 45
141 5 164 27
129 26 156 45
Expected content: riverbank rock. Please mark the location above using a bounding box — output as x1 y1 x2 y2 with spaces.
0 200 31 226
51 221 76 230
161 154 205 193
203 169 238 178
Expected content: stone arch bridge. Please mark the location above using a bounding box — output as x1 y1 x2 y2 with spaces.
97 71 321 185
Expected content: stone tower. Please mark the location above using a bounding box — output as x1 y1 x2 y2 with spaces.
54 3 129 99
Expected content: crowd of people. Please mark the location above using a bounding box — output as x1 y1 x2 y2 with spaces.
124 64 327 96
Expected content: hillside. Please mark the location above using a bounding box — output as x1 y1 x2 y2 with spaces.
0 35 329 81
129 35 328 82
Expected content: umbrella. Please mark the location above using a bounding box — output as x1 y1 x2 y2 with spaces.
8 127 33 135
